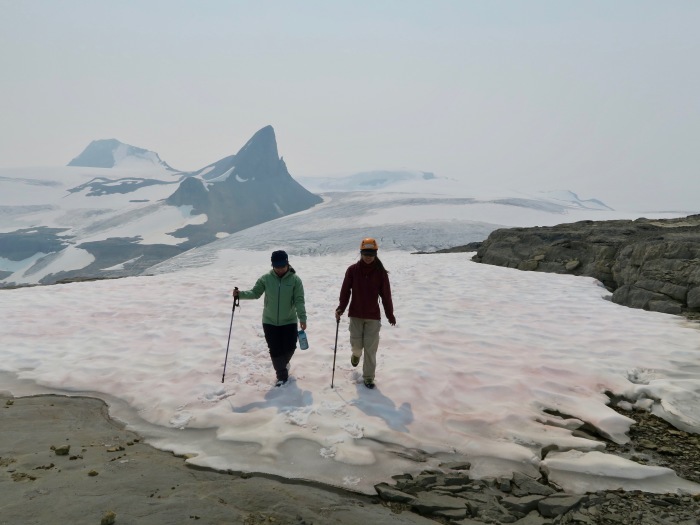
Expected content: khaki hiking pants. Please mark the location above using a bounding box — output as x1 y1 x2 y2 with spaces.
349 317 381 381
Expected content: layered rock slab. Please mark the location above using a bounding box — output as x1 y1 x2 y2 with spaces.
472 214 700 316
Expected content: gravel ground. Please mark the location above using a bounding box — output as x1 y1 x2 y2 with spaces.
606 404 700 485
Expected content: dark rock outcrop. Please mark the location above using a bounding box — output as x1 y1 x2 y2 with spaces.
0 227 70 261
471 215 700 316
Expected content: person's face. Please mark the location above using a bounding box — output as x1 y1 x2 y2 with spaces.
273 265 288 276
361 253 376 264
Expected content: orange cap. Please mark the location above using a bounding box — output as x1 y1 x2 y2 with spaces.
360 238 379 251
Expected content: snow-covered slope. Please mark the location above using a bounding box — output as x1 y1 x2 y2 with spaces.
0 135 687 288
299 172 614 211
0 163 192 285
0 127 321 287
297 170 437 191
145 189 682 276
3 248 700 496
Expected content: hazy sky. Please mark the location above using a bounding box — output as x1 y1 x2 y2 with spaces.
1 1 698 210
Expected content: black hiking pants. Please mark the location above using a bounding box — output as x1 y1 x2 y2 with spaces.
262 323 298 381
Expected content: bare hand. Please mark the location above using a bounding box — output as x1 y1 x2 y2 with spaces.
300 321 307 331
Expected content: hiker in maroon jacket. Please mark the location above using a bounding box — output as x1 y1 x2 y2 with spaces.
335 238 396 389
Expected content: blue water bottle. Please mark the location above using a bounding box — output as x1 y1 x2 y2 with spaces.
298 330 309 350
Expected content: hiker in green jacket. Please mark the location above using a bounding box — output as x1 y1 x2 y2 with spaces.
234 250 307 387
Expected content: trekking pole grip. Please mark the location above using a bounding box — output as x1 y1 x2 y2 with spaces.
233 288 240 310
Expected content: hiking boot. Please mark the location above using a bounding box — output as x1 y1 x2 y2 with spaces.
351 355 360 367
364 378 375 389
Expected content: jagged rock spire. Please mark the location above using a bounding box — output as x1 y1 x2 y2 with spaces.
229 125 286 182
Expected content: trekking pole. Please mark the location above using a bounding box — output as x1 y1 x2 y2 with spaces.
221 288 240 383
331 318 340 388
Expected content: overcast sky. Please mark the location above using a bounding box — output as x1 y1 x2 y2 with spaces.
1 1 698 210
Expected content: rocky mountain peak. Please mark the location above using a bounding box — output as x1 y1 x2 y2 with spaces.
229 125 284 181
68 139 174 170
164 125 322 247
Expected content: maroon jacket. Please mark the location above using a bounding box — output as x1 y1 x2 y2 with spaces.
337 260 395 322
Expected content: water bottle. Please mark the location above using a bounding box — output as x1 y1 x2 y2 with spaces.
298 330 309 350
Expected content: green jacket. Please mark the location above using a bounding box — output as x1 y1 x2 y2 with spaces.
238 268 307 326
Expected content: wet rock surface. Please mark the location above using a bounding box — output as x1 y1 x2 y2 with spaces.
0 394 434 525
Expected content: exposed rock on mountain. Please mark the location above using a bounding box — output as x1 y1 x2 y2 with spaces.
0 227 69 262
472 215 700 316
165 125 323 246
529 190 614 211
68 138 176 170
